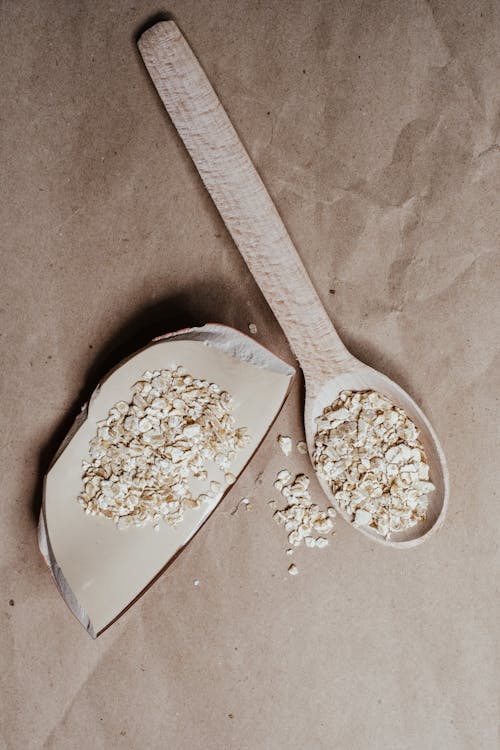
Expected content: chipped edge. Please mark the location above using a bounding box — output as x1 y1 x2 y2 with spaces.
38 509 96 639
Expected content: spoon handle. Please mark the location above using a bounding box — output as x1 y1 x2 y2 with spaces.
139 21 349 373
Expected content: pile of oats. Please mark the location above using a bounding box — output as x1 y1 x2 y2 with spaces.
273 471 336 549
78 367 249 529
313 390 434 537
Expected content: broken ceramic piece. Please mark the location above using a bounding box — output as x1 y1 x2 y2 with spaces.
39 324 294 637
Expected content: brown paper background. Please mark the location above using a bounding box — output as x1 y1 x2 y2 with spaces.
1 1 499 748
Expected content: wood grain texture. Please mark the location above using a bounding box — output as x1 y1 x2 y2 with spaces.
138 21 349 378
138 21 449 547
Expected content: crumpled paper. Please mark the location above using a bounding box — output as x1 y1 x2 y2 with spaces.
1 1 499 748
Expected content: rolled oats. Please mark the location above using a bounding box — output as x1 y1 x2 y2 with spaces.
313 390 434 538
78 367 250 529
273 471 336 549
277 435 293 456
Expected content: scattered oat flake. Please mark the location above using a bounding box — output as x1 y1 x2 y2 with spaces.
296 441 307 454
193 579 200 586
288 563 299 576
248 323 258 334
273 470 336 551
277 435 293 456
277 469 291 482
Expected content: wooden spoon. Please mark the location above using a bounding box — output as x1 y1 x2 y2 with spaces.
138 21 449 547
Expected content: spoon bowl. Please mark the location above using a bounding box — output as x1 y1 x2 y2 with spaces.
304 354 448 547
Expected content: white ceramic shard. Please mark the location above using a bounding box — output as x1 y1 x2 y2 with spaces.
39 324 294 637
